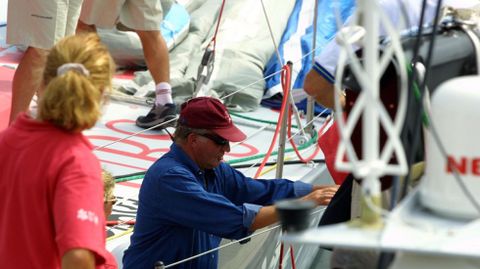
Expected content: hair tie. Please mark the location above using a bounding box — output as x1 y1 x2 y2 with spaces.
57 63 90 77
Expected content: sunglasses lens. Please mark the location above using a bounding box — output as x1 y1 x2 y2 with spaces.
212 136 228 145
199 133 228 146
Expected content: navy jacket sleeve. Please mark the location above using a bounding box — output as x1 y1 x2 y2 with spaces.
216 162 312 206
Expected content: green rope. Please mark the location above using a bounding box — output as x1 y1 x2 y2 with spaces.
227 131 318 165
229 111 300 129
115 174 145 183
114 129 319 183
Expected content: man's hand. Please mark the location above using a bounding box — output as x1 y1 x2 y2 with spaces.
301 185 339 206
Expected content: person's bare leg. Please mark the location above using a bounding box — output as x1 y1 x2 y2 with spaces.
9 46 47 124
134 30 175 129
135 30 169 85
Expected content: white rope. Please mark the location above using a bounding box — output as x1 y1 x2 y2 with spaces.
165 225 281 268
230 124 271 150
260 0 283 67
221 68 283 100
220 42 326 101
93 117 177 151
164 207 326 268
106 217 136 233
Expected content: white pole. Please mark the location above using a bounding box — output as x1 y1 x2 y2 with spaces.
361 0 382 203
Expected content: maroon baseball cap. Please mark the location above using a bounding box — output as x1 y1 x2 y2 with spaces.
178 97 247 142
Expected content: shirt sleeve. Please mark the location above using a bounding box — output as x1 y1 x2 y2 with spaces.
293 181 312 197
217 163 313 206
242 203 262 229
313 39 339 83
53 150 114 267
312 13 367 84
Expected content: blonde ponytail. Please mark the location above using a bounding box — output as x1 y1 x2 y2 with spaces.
38 33 115 132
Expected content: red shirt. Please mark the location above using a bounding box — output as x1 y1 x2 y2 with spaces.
0 113 116 268
318 121 349 185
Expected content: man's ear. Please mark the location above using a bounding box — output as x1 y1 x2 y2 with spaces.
186 132 198 145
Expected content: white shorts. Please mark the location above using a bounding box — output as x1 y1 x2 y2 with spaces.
6 0 83 49
80 0 173 31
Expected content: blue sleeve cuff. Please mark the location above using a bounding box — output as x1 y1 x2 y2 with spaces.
293 181 312 197
242 203 262 229
312 62 335 84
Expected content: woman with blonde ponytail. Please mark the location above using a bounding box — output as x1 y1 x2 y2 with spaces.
0 33 117 269
39 33 114 132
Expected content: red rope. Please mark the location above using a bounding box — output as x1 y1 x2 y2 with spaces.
278 242 284 269
254 64 291 178
278 242 297 269
106 220 136 226
289 245 296 269
209 0 227 50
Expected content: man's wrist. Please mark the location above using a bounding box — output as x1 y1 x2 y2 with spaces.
293 181 313 197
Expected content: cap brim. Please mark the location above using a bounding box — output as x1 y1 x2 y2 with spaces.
212 124 247 142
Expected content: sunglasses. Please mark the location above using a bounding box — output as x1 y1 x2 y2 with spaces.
104 197 117 205
197 133 229 146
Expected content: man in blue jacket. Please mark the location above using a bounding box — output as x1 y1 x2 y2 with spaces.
123 97 338 269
